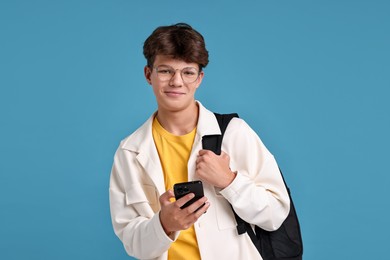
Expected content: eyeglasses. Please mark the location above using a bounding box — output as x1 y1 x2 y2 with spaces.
153 65 200 84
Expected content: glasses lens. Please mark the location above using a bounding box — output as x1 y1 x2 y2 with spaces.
156 66 173 81
181 68 199 83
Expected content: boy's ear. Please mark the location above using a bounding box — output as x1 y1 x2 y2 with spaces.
144 66 152 84
195 70 205 88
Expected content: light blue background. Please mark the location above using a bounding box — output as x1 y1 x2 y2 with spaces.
1 1 389 259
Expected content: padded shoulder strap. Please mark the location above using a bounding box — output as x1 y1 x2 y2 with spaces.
214 113 239 135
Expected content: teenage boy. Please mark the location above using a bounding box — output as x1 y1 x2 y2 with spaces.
109 23 290 260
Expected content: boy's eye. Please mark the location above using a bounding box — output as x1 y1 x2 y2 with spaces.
158 69 173 74
183 70 196 76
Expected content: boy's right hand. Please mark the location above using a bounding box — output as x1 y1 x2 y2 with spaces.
159 190 210 235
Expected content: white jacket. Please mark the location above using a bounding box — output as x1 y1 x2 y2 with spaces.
109 101 290 260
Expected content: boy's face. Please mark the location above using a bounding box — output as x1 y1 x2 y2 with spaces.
144 55 204 113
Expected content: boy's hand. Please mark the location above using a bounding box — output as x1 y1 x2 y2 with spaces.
195 150 236 189
159 190 210 235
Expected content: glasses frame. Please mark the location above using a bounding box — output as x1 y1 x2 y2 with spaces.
153 65 200 84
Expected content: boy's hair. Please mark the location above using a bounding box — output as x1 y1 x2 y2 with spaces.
143 23 209 70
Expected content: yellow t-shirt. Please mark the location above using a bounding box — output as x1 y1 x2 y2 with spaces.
152 117 201 260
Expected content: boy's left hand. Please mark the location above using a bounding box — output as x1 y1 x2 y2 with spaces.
195 149 236 189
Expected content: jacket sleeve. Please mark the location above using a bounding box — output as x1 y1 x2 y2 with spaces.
109 147 178 259
219 118 290 231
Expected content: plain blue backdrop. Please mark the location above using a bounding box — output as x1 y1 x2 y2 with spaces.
1 0 389 259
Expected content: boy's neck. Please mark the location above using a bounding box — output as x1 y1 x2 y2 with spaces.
156 102 199 136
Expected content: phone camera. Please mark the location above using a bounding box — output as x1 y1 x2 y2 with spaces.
177 186 189 194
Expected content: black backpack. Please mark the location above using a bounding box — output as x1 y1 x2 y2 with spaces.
202 113 303 260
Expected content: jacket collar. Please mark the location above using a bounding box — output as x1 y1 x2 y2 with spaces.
196 101 222 137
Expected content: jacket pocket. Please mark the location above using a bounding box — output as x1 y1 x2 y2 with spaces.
125 184 159 214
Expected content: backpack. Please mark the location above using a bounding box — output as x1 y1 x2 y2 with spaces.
202 113 303 260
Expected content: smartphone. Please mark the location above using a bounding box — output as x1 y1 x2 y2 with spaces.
173 180 204 209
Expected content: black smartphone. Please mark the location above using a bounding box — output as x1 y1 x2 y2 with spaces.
173 180 204 209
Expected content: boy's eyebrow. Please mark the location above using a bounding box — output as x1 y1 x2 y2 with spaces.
155 64 172 67
156 64 198 70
